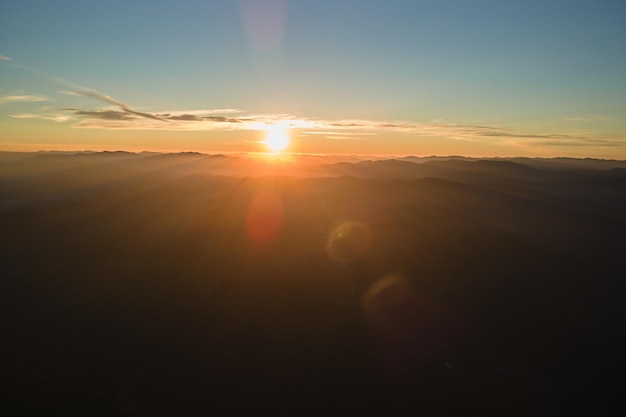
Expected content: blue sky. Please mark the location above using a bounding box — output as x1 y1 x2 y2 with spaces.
1 0 625 156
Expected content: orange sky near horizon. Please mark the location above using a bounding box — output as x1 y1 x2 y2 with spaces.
2 115 623 159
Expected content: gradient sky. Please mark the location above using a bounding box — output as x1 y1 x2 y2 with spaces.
1 0 625 157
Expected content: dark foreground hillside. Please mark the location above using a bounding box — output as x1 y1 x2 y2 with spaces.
2 152 625 416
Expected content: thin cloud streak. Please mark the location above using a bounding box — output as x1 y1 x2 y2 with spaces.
61 88 166 122
74 110 137 121
10 113 72 123
166 114 242 123
158 109 243 117
523 136 626 148
325 136 366 141
0 54 12 61
7 74 620 151
0 94 49 104
64 107 625 149
301 131 377 137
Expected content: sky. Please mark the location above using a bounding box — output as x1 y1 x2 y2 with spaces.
1 0 625 157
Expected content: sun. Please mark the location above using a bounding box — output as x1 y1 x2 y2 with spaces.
264 127 290 153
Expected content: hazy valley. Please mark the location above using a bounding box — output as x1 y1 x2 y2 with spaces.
2 151 625 416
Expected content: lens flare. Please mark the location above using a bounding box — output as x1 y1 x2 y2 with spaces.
326 220 371 264
245 190 284 245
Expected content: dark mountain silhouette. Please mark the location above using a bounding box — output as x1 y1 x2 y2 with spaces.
1 151 625 416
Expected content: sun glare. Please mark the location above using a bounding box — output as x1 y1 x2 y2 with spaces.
264 127 290 153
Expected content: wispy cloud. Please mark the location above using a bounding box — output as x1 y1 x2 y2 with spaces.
64 107 320 131
158 109 243 117
0 94 49 104
61 88 166 122
522 136 626 148
299 130 377 141
166 114 242 123
56 102 626 149
0 54 12 61
10 113 72 123
3 75 619 151
74 110 137 121
325 136 367 141
304 119 626 149
301 131 376 136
